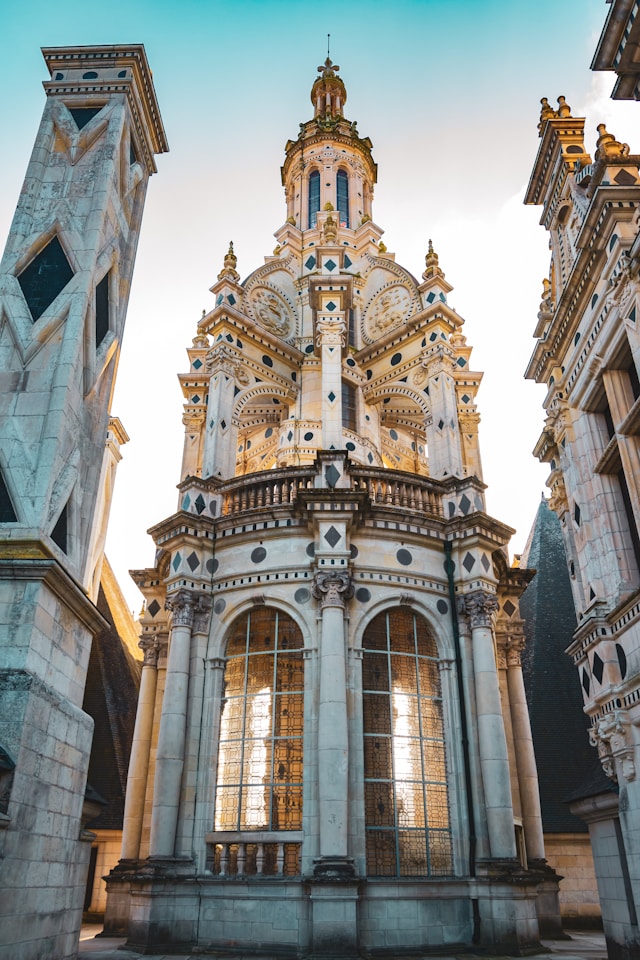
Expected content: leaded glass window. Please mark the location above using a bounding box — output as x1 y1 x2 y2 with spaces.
363 608 453 877
337 169 349 227
215 608 304 832
309 170 320 228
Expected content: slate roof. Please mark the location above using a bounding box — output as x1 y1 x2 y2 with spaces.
82 558 141 830
519 497 598 833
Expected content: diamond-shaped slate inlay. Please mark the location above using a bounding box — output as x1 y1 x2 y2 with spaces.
148 599 161 618
461 394 470 404
328 391 336 403
480 553 491 572
193 358 203 370
325 525 342 548
227 293 236 305
326 301 337 311
325 463 340 488
581 669 591 696
216 293 223 305
459 494 471 515
182 493 191 511
251 547 267 563
344 254 352 268
438 419 445 431
457 357 466 367
325 259 337 272
462 552 475 573
192 395 201 404
503 600 516 618
305 255 316 270
172 552 182 572
592 652 604 684
187 551 200 572
195 494 206 515
427 292 436 303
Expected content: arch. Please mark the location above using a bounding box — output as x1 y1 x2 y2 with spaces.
361 606 453 877
233 383 297 421
308 169 320 228
213 606 305 843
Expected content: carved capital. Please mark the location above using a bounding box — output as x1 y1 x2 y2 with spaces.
312 570 353 609
139 636 160 667
165 589 195 628
316 317 346 348
506 635 525 668
458 591 499 629
590 710 636 783
192 595 213 634
182 411 205 430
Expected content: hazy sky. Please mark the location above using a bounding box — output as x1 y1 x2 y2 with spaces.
1 0 638 614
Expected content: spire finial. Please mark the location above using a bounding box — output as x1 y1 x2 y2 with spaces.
217 240 240 281
423 238 444 280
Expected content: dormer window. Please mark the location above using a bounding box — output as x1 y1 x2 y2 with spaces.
337 169 349 227
309 170 320 228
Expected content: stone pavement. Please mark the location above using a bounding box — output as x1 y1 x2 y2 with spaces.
78 925 608 960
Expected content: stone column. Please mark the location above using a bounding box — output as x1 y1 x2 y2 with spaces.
316 317 346 450
149 590 195 859
421 344 464 479
121 637 159 861
312 570 354 876
201 345 240 480
506 634 545 863
460 591 517 861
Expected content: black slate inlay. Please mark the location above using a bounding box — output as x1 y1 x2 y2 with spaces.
462 552 475 573
251 547 267 563
350 545 358 559
51 503 68 553
214 598 226 614
355 587 371 603
206 558 219 574
396 549 412 566
460 494 471 515
0 471 17 522
436 599 448 615
18 235 74 322
592 652 604 684
325 525 341 548
187 551 199 572
581 668 590 696
616 643 627 679
295 588 311 604
503 600 516 617
148 599 161 618
195 494 206 514
325 464 340 488
306 542 315 557
480 553 491 572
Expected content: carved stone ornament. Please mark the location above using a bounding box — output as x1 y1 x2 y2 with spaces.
139 636 160 667
250 286 293 337
506 634 525 668
316 316 346 348
590 710 636 783
192 595 213 634
458 591 499 629
165 589 195 628
312 571 353 609
206 342 238 376
365 284 411 338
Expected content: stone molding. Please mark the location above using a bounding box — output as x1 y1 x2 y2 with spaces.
312 570 353 609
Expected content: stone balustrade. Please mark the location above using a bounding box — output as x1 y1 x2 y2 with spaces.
206 831 303 877
351 467 444 518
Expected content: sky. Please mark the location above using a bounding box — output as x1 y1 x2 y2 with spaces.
1 0 638 616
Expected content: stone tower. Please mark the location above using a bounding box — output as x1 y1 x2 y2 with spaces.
0 46 167 960
106 59 559 956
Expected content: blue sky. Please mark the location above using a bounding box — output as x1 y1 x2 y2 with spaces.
1 0 638 612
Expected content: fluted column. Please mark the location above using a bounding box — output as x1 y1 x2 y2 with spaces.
121 637 160 860
506 633 545 862
149 590 195 858
312 570 354 876
460 591 517 860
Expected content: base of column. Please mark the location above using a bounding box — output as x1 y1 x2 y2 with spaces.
313 856 356 879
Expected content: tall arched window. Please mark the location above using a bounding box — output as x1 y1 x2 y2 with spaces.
337 169 349 227
215 608 304 845
342 380 356 432
362 608 452 877
308 170 320 228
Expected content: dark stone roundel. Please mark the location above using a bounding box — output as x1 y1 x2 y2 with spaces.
251 547 267 563
346 442 356 452
390 353 402 366
350 544 359 559
206 558 219 574
355 587 371 603
436 599 448 615
306 542 315 557
396 548 412 566
304 431 314 441
295 588 311 604
214 598 226 614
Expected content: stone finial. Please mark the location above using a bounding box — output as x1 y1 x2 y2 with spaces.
323 212 337 242
538 276 554 322
595 123 630 160
378 240 387 253
318 56 340 80
423 238 444 281
557 95 572 118
217 241 240 281
538 97 557 135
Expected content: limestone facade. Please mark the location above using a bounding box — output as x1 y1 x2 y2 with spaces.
525 93 640 959
0 46 166 960
106 59 560 956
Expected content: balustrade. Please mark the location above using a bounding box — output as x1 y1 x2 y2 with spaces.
206 832 302 877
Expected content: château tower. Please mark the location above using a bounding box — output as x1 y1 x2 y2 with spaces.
0 46 167 960
105 59 560 956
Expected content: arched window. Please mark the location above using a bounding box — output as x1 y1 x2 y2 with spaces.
337 169 349 227
308 170 320 228
342 380 356 432
362 608 452 877
215 608 304 840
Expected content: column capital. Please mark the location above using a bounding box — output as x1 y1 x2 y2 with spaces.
315 316 346 348
506 635 526 668
139 636 160 667
458 590 499 628
590 710 636 783
165 589 195 628
193 595 213 634
313 570 353 609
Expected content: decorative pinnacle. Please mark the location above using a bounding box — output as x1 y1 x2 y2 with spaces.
538 96 571 135
423 239 444 280
318 56 340 79
218 240 240 281
595 123 630 160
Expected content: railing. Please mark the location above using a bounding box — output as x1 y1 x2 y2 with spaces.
205 831 302 877
215 465 444 521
